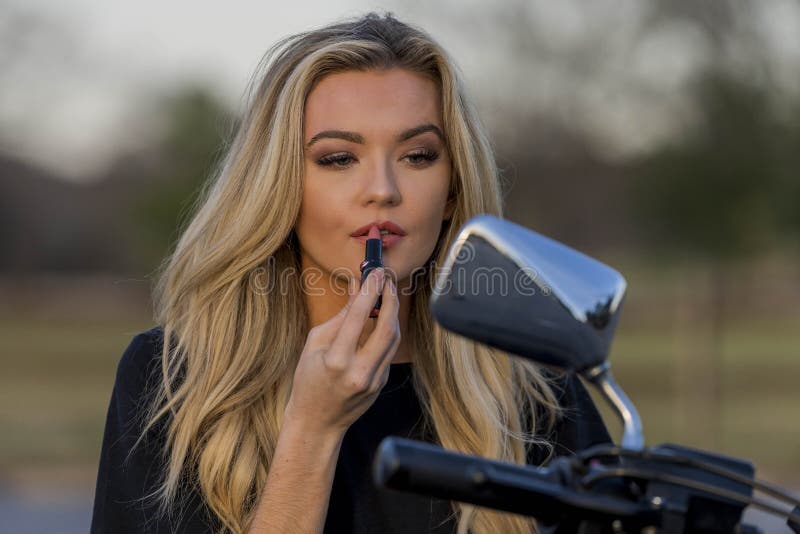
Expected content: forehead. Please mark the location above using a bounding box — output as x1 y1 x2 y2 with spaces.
304 68 442 136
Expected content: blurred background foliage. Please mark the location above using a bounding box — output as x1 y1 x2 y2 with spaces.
128 87 236 266
631 68 800 260
0 0 797 531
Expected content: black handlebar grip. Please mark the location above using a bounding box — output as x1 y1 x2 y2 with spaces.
373 435 569 519
373 436 498 500
373 436 655 526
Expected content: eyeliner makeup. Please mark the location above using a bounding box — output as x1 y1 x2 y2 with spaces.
359 225 383 318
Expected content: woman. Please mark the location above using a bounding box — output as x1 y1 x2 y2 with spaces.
91 12 610 534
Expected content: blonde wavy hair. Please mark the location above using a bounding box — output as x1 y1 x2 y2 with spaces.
137 12 562 534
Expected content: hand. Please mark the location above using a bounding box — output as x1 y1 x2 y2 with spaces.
284 268 400 435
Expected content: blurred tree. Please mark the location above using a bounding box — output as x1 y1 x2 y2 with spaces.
629 70 782 260
770 102 800 243
630 0 800 254
128 86 236 271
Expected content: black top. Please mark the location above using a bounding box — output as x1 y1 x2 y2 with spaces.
91 327 611 533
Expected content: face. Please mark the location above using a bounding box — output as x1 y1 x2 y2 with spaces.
296 68 454 291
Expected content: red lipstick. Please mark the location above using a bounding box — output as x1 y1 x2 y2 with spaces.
360 225 383 318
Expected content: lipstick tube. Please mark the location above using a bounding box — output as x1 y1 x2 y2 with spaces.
360 234 383 318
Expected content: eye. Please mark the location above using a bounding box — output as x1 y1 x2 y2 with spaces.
317 152 357 169
405 149 440 167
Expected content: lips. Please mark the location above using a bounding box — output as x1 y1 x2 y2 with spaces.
350 220 407 237
350 221 406 250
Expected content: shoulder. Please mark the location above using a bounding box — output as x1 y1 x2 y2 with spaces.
116 326 164 379
548 369 591 408
537 367 596 411
111 326 166 410
540 368 612 457
94 326 215 533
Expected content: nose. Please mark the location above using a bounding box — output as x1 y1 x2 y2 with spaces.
361 158 401 207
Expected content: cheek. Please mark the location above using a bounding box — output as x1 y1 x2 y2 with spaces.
403 178 451 248
299 176 341 228
407 170 450 222
296 180 334 254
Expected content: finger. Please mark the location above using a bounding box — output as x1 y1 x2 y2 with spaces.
333 277 358 318
330 267 385 355
359 275 400 364
369 359 392 394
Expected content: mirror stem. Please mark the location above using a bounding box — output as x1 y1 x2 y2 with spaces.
583 362 645 450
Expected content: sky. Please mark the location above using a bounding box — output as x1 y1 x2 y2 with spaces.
1 0 405 179
1 0 798 182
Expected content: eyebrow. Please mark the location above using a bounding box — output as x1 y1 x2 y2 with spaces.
305 123 445 148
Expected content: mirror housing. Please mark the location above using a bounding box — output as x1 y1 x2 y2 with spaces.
429 214 627 373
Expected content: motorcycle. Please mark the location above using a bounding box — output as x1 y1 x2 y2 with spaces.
372 214 800 533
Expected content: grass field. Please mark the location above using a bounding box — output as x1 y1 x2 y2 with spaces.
0 318 152 469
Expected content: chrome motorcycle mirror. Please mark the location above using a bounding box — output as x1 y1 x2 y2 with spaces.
429 214 643 449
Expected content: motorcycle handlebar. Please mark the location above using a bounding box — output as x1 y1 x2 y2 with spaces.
372 436 656 528
373 437 800 533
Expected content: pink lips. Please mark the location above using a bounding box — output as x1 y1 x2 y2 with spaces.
350 220 407 237
351 220 406 249
352 223 405 249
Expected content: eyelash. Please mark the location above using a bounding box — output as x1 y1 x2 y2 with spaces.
316 149 440 169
